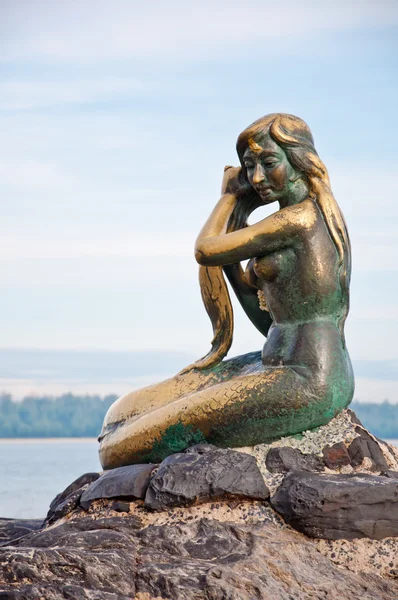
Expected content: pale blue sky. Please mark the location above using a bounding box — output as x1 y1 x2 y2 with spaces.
1 0 397 401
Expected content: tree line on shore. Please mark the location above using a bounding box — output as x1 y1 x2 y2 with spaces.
0 393 397 439
0 393 117 438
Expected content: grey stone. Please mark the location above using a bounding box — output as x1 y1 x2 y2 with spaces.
271 470 398 540
45 488 86 525
0 513 396 599
145 446 269 511
0 519 42 546
266 446 324 473
347 409 364 428
48 472 100 514
111 500 131 513
382 470 398 479
45 472 100 525
80 464 157 509
348 429 389 471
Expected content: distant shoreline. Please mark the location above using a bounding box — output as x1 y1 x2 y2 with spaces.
0 438 97 443
0 438 397 446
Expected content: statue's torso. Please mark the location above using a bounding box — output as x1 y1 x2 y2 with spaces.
245 205 351 375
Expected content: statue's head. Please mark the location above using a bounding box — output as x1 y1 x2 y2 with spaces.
236 113 329 205
237 113 350 339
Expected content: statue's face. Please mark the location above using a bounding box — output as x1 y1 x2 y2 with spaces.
242 133 299 205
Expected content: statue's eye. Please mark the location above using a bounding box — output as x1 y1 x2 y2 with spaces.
264 161 276 168
244 162 254 170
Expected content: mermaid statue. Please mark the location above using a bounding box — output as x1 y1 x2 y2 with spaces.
99 113 354 469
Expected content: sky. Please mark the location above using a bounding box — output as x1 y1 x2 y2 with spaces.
0 0 397 402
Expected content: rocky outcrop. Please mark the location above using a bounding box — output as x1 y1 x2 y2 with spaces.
0 518 42 546
1 410 398 599
1 514 397 600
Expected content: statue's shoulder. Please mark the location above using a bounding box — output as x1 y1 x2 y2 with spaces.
283 197 319 231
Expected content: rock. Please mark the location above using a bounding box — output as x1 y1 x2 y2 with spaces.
80 464 157 509
0 519 42 546
47 472 100 515
45 472 101 525
238 410 398 493
111 500 131 513
185 443 219 454
1 410 397 598
382 470 398 479
0 513 396 599
46 488 86 526
145 446 269 511
271 470 398 540
347 409 364 427
348 429 389 471
322 441 351 468
266 446 324 473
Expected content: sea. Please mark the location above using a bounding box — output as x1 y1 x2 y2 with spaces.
0 439 100 519
1 438 398 520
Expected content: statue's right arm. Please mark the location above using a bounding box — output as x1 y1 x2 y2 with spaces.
223 263 272 338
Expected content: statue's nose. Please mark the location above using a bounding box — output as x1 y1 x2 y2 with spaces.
252 164 265 185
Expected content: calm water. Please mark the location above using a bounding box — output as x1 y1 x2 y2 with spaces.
0 439 397 520
0 439 100 519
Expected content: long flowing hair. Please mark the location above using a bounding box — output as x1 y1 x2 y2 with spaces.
185 113 351 372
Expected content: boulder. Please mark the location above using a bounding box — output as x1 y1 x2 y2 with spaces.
80 464 157 509
271 470 398 540
266 446 324 473
145 445 269 511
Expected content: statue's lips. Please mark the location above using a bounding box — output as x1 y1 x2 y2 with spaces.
256 186 272 198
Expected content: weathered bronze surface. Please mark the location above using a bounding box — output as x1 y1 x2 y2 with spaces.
99 113 354 469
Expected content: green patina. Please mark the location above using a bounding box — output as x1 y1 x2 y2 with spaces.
144 421 207 463
98 114 356 471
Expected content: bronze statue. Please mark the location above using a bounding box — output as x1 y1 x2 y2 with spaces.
99 113 354 469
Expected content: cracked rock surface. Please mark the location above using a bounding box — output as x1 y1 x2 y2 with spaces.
1 515 397 600
145 444 270 511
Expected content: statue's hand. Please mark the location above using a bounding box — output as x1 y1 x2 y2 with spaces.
221 165 241 195
221 165 251 197
222 166 257 232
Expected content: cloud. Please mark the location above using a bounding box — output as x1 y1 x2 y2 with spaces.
0 5 396 370
2 0 398 62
